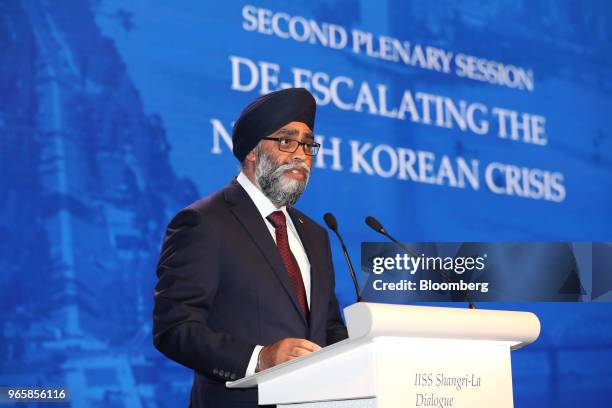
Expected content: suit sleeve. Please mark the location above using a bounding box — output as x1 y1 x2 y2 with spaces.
153 208 255 381
323 230 349 345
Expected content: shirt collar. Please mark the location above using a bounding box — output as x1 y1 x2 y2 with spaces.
236 171 288 219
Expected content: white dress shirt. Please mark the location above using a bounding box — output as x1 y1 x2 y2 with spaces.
236 172 311 376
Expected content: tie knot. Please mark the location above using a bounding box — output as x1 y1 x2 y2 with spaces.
266 211 286 229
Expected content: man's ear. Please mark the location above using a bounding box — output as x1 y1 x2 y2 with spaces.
245 146 258 163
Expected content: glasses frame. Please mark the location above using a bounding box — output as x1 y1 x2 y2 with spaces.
262 137 321 156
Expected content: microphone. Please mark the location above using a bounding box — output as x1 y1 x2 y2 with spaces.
364 215 477 309
324 212 362 303
365 215 385 234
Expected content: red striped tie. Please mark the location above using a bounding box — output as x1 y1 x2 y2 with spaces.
266 211 309 320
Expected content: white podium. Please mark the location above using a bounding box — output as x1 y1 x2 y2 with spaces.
227 303 540 407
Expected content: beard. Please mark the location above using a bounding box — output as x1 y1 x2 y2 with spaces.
254 146 311 208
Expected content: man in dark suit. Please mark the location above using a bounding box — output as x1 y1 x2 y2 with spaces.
153 88 348 407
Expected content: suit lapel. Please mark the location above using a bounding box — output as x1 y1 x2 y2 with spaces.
287 208 324 333
224 180 308 326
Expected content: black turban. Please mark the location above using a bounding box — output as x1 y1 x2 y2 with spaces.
232 88 316 161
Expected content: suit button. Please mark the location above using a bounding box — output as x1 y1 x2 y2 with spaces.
219 370 224 376
213 368 218 375
230 374 237 380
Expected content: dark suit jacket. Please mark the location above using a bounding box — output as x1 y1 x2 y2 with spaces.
153 179 348 407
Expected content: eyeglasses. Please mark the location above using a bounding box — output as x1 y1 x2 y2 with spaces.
262 137 321 156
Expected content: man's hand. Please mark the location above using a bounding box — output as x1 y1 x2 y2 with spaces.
256 338 321 372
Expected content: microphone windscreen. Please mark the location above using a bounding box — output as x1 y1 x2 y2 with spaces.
323 212 338 231
365 216 384 233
